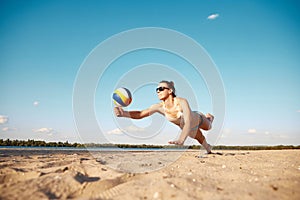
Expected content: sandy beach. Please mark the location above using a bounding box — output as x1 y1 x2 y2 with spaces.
0 148 299 200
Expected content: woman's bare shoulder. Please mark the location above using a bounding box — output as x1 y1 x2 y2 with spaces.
175 97 188 103
175 97 191 111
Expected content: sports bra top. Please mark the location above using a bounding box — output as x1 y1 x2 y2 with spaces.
161 98 183 123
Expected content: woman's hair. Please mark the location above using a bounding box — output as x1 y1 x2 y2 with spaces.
159 80 176 97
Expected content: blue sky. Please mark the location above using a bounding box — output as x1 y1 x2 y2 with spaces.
0 0 299 145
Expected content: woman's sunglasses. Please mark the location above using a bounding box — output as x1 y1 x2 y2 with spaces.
156 87 169 93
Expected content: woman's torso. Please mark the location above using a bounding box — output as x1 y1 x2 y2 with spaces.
161 97 183 125
160 97 202 130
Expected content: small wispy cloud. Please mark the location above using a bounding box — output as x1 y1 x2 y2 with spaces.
107 125 145 135
207 13 219 20
220 128 231 138
2 127 9 131
0 115 8 124
248 129 257 134
264 131 270 135
33 128 56 136
107 128 123 135
297 110 300 113
278 134 289 139
126 125 145 132
33 101 39 107
2 127 17 132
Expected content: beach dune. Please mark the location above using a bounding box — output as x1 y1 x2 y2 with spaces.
0 149 299 199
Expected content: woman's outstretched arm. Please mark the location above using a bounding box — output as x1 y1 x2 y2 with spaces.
114 103 163 119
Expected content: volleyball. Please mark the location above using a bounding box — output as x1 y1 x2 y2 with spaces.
112 87 132 107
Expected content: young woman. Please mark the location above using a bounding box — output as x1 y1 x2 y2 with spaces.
114 80 214 153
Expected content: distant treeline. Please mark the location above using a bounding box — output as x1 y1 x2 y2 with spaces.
0 139 299 150
0 139 84 148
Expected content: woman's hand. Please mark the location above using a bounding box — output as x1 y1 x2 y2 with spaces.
114 107 124 117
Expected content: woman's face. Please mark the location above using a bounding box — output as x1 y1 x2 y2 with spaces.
156 83 171 100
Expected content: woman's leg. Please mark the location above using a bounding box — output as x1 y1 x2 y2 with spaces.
200 113 214 131
194 129 211 153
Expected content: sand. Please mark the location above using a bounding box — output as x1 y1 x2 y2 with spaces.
0 148 299 200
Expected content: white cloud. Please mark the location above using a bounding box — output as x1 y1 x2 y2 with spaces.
220 128 231 138
207 13 219 20
248 129 257 134
126 125 145 132
33 128 56 136
223 128 231 134
278 134 289 139
107 125 145 135
2 127 9 131
107 128 123 135
2 127 17 132
297 110 300 113
0 115 8 124
33 101 39 106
